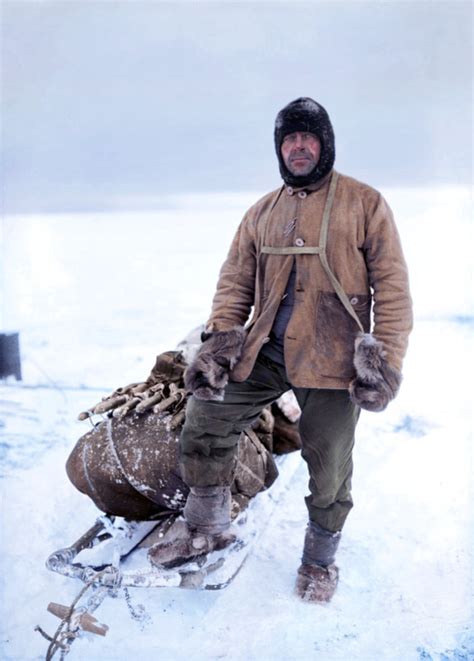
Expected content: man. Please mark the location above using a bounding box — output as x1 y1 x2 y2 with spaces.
154 97 413 602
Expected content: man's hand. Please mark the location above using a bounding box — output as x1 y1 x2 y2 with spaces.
184 327 246 401
349 333 402 412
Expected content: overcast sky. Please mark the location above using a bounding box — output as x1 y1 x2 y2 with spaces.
2 0 472 213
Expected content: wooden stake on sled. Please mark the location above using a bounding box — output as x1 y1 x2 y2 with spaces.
47 603 109 637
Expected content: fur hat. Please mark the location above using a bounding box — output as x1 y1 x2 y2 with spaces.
274 97 335 187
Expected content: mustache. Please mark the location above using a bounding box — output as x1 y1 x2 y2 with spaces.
288 150 315 162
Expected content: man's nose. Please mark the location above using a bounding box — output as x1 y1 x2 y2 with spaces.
294 135 305 149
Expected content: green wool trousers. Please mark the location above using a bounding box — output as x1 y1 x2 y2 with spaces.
180 354 360 532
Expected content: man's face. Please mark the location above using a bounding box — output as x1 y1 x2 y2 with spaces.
280 131 321 176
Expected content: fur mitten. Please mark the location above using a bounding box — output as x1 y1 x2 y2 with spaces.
184 327 246 401
349 333 402 412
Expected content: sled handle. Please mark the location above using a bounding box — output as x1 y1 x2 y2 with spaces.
45 519 110 571
47 602 109 637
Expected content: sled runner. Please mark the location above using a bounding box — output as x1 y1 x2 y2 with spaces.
39 341 302 657
46 451 301 591
40 452 300 659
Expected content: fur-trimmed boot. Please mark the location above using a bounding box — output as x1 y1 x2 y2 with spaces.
148 486 235 569
295 521 341 603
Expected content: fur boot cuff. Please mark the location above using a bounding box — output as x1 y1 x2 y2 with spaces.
183 486 232 535
184 327 246 401
349 333 402 412
301 521 341 568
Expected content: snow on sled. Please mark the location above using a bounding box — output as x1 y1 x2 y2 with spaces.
46 345 302 591
46 451 302 591
39 342 303 658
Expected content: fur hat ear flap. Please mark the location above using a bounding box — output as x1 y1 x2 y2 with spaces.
349 333 402 412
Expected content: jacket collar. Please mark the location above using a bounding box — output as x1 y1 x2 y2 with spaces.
284 169 334 196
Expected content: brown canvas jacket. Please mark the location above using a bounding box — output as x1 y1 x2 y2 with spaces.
207 170 413 389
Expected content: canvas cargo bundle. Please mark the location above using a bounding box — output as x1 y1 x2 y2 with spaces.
66 351 291 520
67 410 282 520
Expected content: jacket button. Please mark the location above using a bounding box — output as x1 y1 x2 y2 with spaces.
262 336 270 344
350 296 359 305
298 191 307 199
295 237 305 247
286 186 294 196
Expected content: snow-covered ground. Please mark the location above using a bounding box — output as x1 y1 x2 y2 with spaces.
1 185 473 661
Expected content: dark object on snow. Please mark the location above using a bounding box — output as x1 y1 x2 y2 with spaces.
184 327 246 401
349 333 402 412
0 332 22 381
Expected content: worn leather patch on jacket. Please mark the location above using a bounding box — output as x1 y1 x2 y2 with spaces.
315 293 371 378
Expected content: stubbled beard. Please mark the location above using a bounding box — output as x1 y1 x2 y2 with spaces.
287 151 318 176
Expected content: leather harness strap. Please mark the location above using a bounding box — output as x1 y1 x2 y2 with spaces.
261 246 322 255
261 172 365 333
